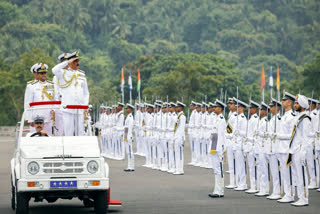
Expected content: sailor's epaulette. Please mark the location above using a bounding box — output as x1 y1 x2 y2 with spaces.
31 80 39 85
291 112 296 117
27 80 37 84
78 69 85 74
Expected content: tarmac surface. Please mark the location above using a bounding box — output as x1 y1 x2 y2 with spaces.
0 136 319 214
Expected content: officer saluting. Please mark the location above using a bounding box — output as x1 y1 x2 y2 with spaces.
52 51 89 136
24 63 55 135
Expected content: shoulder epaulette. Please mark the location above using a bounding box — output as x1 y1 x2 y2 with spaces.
31 80 39 85
46 80 54 84
78 69 85 74
27 80 35 84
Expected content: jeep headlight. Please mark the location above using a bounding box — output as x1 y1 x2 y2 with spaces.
87 160 99 174
27 161 40 175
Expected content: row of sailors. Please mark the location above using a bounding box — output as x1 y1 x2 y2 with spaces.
95 92 319 207
199 92 319 207
96 101 188 174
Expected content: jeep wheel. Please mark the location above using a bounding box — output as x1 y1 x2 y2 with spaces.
83 198 94 207
11 176 15 210
94 190 109 214
16 191 29 214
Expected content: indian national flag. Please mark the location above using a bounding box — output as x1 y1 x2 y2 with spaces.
137 68 141 93
121 67 125 92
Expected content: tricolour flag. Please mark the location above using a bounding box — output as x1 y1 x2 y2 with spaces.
269 66 273 90
128 69 132 91
260 67 265 92
120 67 125 93
137 68 141 93
276 66 280 91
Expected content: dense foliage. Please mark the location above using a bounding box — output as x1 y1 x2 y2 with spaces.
0 0 319 125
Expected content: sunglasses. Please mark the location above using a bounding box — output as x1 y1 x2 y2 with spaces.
35 122 43 124
38 72 47 74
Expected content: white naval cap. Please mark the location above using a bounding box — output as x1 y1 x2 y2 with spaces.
155 102 162 108
296 94 309 109
118 102 125 107
34 63 48 73
126 103 134 109
202 102 209 108
234 97 249 108
170 102 177 107
208 102 215 108
260 102 269 110
58 53 70 62
146 103 154 108
67 51 79 60
282 91 296 102
176 101 186 108
308 97 320 105
30 63 39 73
190 101 197 106
214 99 227 108
249 100 260 108
269 98 282 107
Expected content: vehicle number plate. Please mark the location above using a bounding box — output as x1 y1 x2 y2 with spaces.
50 181 77 188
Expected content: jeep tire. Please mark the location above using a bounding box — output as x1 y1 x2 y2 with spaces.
94 190 108 214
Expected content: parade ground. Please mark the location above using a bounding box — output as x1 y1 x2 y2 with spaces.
0 136 319 214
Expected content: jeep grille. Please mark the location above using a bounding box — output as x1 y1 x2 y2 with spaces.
42 162 84 174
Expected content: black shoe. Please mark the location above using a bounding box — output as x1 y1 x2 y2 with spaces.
208 193 224 198
124 168 135 172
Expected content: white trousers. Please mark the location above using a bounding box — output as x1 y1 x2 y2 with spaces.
126 138 135 169
144 136 152 166
258 152 269 194
305 146 319 187
189 134 196 163
209 153 224 195
227 145 235 186
235 150 247 189
277 153 295 200
54 110 64 136
292 152 309 203
63 112 84 136
160 138 168 170
168 137 175 171
174 141 184 173
246 152 257 190
266 154 281 195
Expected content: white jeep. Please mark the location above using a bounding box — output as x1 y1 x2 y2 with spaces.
10 102 109 214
